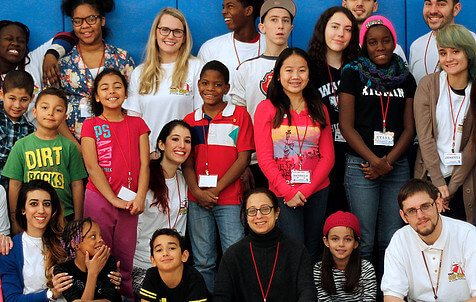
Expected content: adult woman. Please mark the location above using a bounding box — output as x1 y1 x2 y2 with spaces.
338 16 416 267
0 180 67 302
308 6 360 213
131 120 192 296
253 47 334 264
122 7 203 156
58 0 134 144
213 188 315 301
414 24 476 224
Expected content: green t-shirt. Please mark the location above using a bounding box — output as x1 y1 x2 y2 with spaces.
2 133 87 216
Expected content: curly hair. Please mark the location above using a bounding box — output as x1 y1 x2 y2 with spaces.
61 0 115 38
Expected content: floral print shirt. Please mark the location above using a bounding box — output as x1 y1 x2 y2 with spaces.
58 42 134 139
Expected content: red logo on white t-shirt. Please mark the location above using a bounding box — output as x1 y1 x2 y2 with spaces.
448 263 466 282
260 70 274 96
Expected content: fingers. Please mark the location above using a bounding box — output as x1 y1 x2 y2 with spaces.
53 273 73 292
0 234 13 255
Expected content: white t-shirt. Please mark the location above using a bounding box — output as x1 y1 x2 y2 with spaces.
198 32 266 89
133 170 188 269
410 30 476 84
122 58 203 152
435 71 471 177
382 215 476 301
22 233 46 294
0 185 10 235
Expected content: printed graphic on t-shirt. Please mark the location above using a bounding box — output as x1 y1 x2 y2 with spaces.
170 81 192 96
318 81 340 111
361 86 405 98
179 197 188 215
260 70 274 96
448 262 466 282
272 125 321 183
94 125 113 173
25 147 65 188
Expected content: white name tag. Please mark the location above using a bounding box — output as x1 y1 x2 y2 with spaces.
291 170 311 184
443 153 462 166
334 128 346 142
374 131 394 146
117 186 137 202
198 174 218 188
80 103 92 118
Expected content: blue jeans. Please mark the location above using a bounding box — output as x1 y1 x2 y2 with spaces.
277 187 328 265
188 202 244 294
344 154 407 261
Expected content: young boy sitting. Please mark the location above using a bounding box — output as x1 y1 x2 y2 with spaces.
2 87 87 234
0 71 36 189
139 228 208 302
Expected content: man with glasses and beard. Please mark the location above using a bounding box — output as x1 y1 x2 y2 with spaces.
381 179 476 302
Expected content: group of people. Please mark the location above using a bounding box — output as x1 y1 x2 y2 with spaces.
0 0 475 301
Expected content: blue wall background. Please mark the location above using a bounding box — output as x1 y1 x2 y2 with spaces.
1 0 475 65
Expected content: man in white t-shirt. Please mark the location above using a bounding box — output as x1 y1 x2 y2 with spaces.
342 0 407 63
409 0 476 83
198 0 266 87
229 0 296 188
382 179 476 302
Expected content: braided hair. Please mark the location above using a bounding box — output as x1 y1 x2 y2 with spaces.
61 217 94 259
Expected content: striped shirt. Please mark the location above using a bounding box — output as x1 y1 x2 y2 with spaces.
313 259 377 301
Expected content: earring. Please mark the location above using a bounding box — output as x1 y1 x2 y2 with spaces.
22 210 25 215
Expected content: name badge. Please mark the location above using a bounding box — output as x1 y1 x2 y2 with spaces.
443 153 462 166
80 103 92 118
291 170 311 184
117 186 136 202
374 131 394 146
198 174 218 187
334 128 346 142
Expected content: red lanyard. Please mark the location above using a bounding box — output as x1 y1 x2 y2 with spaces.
379 92 391 132
200 104 226 175
294 118 309 170
424 32 439 76
326 63 340 106
447 78 467 153
167 174 181 229
422 250 443 301
233 34 260 66
250 241 280 302
78 43 105 94
101 114 133 188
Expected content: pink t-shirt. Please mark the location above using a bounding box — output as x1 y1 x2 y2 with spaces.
254 99 334 201
81 115 150 195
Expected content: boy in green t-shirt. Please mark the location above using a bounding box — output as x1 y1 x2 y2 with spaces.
2 87 87 234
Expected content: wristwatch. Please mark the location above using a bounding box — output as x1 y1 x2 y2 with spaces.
46 289 56 302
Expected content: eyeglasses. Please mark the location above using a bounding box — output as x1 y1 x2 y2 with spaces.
403 201 436 217
72 15 101 27
245 205 274 217
157 27 185 38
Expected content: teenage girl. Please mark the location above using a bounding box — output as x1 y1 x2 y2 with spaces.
338 16 416 271
254 47 334 264
131 120 192 295
81 68 150 298
308 6 360 214
54 218 121 302
414 24 476 223
123 7 203 157
314 211 377 301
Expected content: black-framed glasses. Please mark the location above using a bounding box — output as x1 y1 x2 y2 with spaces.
157 27 185 38
72 15 101 27
246 205 274 217
404 201 436 217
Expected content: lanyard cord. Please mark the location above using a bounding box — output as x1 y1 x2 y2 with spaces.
379 92 391 132
422 250 443 301
326 63 340 106
101 114 132 188
250 241 280 302
294 117 309 170
424 32 439 76
447 78 467 153
233 34 260 66
78 43 105 95
167 174 181 229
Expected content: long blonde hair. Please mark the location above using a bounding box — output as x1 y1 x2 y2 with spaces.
139 7 193 94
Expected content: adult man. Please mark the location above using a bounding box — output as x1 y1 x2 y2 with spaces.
382 179 476 302
342 0 407 62
409 0 476 83
229 0 296 188
198 0 265 87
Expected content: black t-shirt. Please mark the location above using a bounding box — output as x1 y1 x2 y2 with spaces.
54 256 121 302
338 67 417 158
316 64 341 129
139 264 208 302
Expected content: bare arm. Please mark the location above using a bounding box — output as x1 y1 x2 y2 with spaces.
58 121 81 152
81 137 128 209
81 246 110 301
384 296 405 302
8 179 22 235
127 133 150 215
71 179 84 220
